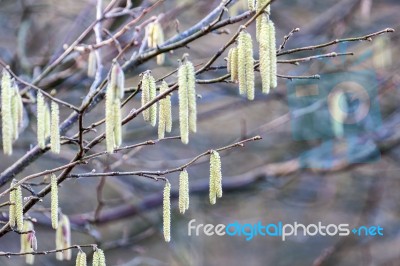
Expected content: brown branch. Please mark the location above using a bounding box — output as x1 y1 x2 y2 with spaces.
0 244 96 257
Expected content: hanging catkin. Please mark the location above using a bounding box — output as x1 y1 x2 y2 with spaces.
163 181 171 242
179 170 189 214
21 221 36 264
141 72 157 126
209 150 222 205
51 174 58 229
158 81 172 139
9 180 16 227
268 19 278 89
259 14 271 93
248 0 255 11
92 249 106 266
15 184 24 231
44 103 51 138
227 47 239 82
178 57 197 144
2 70 12 155
238 31 255 100
256 0 271 41
76 251 87 266
56 214 71 261
146 21 165 65
11 82 23 141
37 91 46 149
51 101 60 153
105 63 125 152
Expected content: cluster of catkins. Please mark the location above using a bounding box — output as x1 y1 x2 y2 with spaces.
1 69 61 155
228 1 277 98
1 70 24 155
162 150 223 242
10 175 106 265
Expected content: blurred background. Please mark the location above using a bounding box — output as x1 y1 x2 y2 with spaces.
0 0 400 265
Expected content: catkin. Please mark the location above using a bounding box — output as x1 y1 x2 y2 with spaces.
37 91 46 149
238 31 255 100
56 214 71 261
76 252 82 266
146 21 165 65
51 174 58 229
105 83 116 153
178 58 197 144
15 184 24 231
2 70 13 155
228 47 239 82
44 103 51 138
259 14 271 94
51 101 61 154
9 180 16 227
87 50 97 78
209 150 222 205
158 81 172 139
163 181 171 242
179 170 189 214
21 221 35 264
141 72 157 126
268 19 278 89
11 83 22 140
187 61 197 133
93 249 106 266
77 251 87 266
113 99 122 147
256 0 271 41
178 62 189 144
106 63 125 152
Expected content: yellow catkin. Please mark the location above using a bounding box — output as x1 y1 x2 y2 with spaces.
186 61 197 133
141 72 157 126
209 150 222 204
268 19 278 89
238 31 255 100
163 181 171 242
141 73 151 122
51 101 61 154
51 174 58 229
76 252 82 266
21 221 35 264
110 63 125 100
56 214 71 260
179 170 189 214
105 83 115 153
256 0 271 41
37 91 46 149
93 249 106 266
44 103 51 138
79 252 87 266
113 99 122 148
178 62 189 144
87 50 97 78
178 58 197 144
15 185 24 231
2 70 13 155
92 249 99 266
9 180 16 227
149 75 157 127
259 14 271 94
147 21 165 65
11 85 19 140
229 47 239 82
158 81 172 139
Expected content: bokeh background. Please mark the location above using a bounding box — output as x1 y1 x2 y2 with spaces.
0 0 400 265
